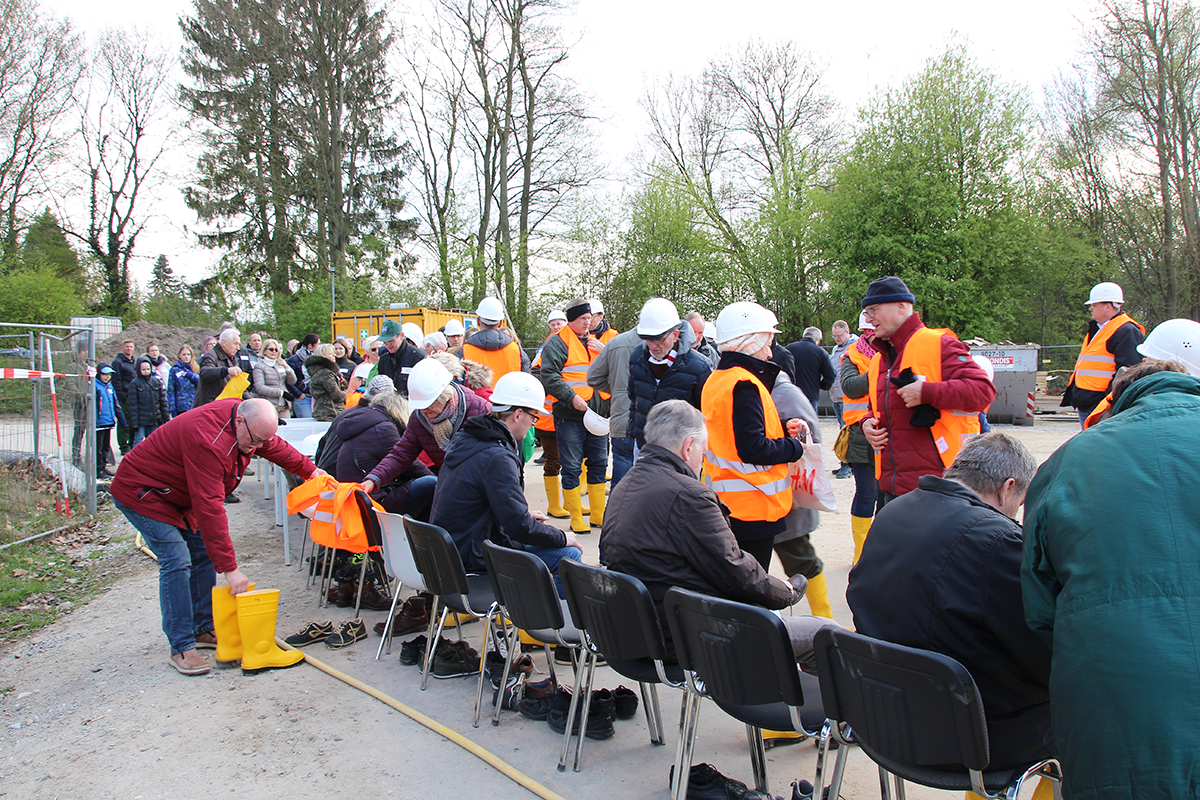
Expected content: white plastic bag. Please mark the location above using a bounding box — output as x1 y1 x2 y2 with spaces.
787 423 839 513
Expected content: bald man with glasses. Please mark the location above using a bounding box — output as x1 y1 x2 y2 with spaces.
111 398 324 675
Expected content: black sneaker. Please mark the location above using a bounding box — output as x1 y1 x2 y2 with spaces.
547 704 615 740
285 620 334 647
613 685 639 719
667 763 774 800
518 688 573 721
486 651 534 688
325 618 367 649
223 493 239 504
432 641 480 678
492 676 525 711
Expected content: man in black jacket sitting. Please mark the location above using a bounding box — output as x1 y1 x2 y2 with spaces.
847 432 1052 771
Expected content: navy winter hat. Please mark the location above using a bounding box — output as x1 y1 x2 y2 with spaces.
861 276 916 308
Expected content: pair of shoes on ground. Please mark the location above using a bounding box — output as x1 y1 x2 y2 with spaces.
485 650 534 689
284 619 367 650
372 594 431 636
547 688 616 740
432 640 480 678
325 580 391 611
668 763 777 800
196 586 304 676
398 634 449 666
831 464 852 479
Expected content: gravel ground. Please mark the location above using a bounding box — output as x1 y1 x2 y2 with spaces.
0 418 1078 799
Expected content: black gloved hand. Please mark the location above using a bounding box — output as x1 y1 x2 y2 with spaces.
890 368 938 428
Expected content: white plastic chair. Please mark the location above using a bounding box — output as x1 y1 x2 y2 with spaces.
375 509 429 660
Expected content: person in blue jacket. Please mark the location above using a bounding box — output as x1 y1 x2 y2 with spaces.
95 364 126 478
166 345 199 417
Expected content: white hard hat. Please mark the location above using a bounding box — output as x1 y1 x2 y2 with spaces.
406 358 454 410
476 297 506 324
1137 318 1200 376
857 311 875 332
1087 282 1125 305
636 298 681 338
402 322 424 344
444 318 466 337
703 321 717 341
971 354 995 382
547 309 567 324
715 302 780 343
583 408 610 436
490 371 544 411
588 298 604 315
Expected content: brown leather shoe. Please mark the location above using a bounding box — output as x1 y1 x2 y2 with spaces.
373 597 430 636
326 581 356 608
357 582 392 612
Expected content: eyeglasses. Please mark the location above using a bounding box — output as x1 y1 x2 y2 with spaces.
265 346 280 352
519 408 541 422
239 417 270 447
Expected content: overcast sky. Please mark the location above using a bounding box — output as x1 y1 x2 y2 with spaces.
42 0 1098 287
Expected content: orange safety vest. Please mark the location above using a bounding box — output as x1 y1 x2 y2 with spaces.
1069 313 1145 393
287 474 382 553
1084 393 1112 429
701 366 792 523
531 346 557 433
596 327 619 345
344 391 362 409
463 339 522 381
554 327 595 403
841 345 876 426
867 326 982 480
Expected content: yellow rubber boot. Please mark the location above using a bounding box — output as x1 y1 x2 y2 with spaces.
762 729 806 748
236 589 305 675
804 571 834 619
851 515 873 565
587 482 607 528
562 486 590 534
579 463 590 513
212 582 254 668
544 476 568 518
518 629 546 647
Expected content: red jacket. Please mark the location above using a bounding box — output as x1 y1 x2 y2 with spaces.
111 399 315 572
871 313 995 496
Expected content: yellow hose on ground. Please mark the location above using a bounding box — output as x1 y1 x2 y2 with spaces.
134 543 565 800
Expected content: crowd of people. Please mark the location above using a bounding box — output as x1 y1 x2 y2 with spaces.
105 280 1200 799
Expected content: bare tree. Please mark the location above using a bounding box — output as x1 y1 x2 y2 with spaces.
0 0 84 258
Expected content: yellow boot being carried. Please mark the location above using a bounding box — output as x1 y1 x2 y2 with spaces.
544 476 568 519
212 582 254 668
562 486 590 534
804 571 834 620
851 515 873 565
587 482 607 528
236 589 305 675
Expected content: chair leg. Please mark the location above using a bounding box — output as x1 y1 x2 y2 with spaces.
318 547 337 607
825 736 851 800
558 650 592 772
299 519 309 573
375 582 404 661
746 724 769 793
492 624 519 726
353 554 369 617
421 602 448 691
670 692 702 800
543 643 558 687
571 650 599 772
640 682 664 745
472 611 496 728
813 721 832 795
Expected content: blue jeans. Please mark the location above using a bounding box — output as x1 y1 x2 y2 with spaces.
850 461 878 518
293 396 313 418
526 544 583 597
555 416 608 491
406 475 437 521
114 499 216 654
833 400 845 428
610 436 635 488
133 424 159 446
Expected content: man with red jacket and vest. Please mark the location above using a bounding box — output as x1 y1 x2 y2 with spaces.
460 296 530 380
540 298 607 533
860 277 995 510
111 398 319 676
1061 281 1146 429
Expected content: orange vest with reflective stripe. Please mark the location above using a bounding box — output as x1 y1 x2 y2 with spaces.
463 339 522 381
1084 393 1112 429
867 326 981 479
701 366 792 523
841 345 876 426
1069 313 1145 392
555 327 595 402
596 327 619 345
287 474 382 553
531 346 557 432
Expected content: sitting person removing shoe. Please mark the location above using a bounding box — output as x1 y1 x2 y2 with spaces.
111 397 322 676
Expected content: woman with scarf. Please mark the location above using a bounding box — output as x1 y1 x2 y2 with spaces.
305 343 346 421
166 345 199 417
837 311 880 563
146 341 170 387
359 357 491 493
249 338 298 419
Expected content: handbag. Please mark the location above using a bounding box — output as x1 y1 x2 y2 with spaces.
832 425 851 463
787 424 839 513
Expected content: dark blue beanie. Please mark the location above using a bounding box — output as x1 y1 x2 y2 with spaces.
861 276 915 308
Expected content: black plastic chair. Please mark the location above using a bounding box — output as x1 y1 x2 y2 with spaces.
663 587 835 800
401 516 500 723
813 627 1062 800
481 541 583 727
558 558 684 773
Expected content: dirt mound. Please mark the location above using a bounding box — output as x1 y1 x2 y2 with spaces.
97 320 220 363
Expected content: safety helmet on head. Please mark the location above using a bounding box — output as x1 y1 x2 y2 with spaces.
1137 318 1200 376
1087 282 1124 306
547 309 567 324
714 302 780 343
636 298 681 338
490 371 544 412
402 322 424 344
443 318 466 337
857 311 875 332
476 297 506 324
406 358 454 410
971 354 995 382
588 298 604 315
703 321 717 341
